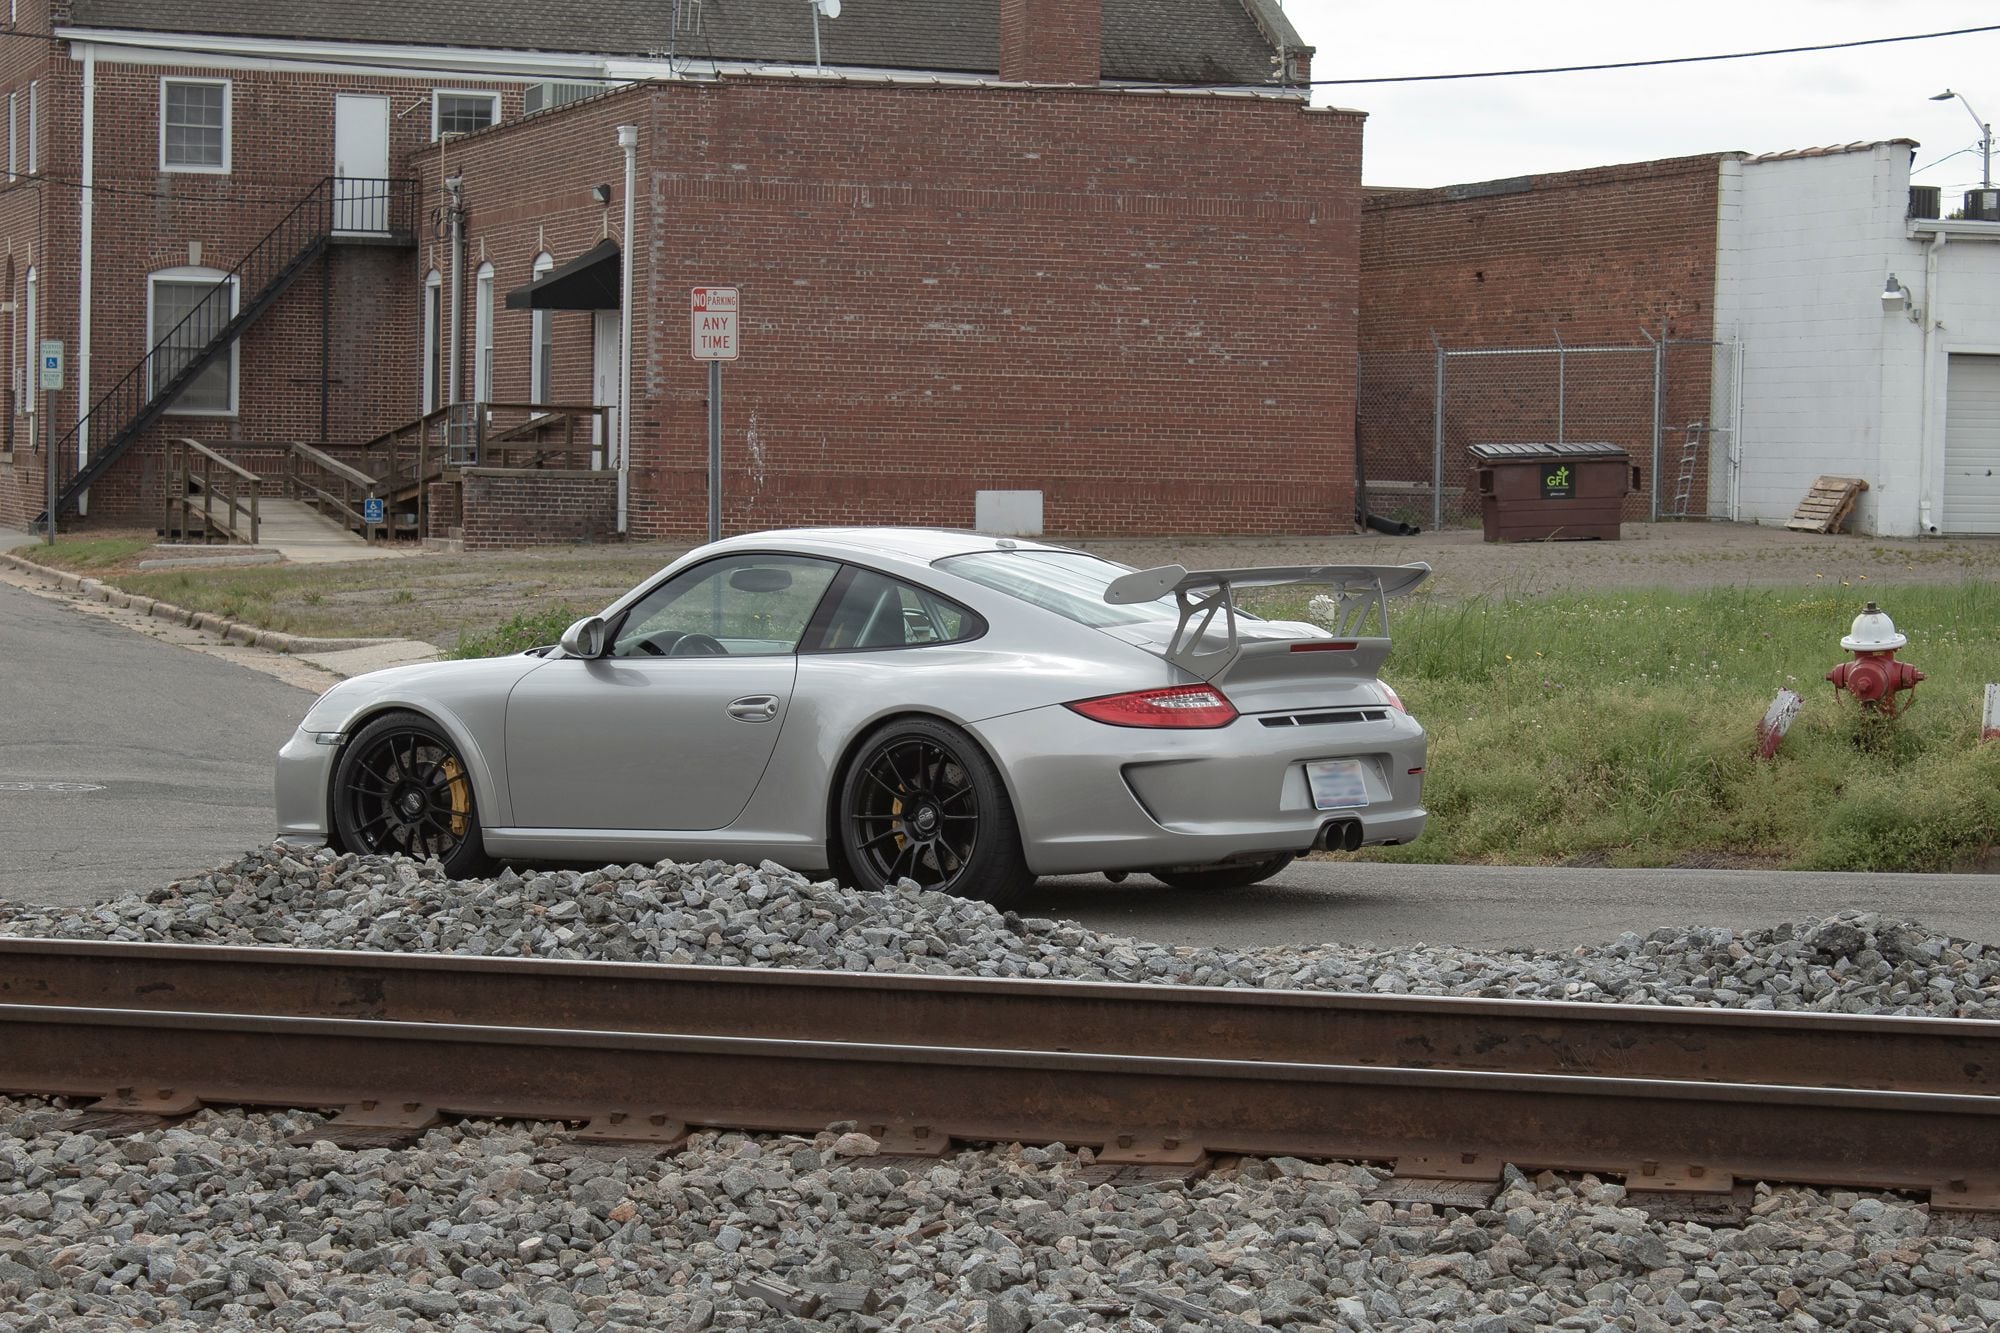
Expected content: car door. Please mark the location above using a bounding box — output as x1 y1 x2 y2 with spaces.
502 554 840 832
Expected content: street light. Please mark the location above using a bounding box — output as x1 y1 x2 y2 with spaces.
1930 88 1992 189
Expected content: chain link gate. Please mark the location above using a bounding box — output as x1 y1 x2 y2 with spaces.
1356 333 1739 530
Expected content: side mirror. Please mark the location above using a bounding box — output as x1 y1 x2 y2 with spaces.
560 615 607 659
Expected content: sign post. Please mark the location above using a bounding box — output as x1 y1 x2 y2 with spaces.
39 339 63 546
690 287 740 543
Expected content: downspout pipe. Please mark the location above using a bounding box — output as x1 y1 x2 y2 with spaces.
616 123 637 535
75 44 95 517
445 175 463 408
1918 229 1947 536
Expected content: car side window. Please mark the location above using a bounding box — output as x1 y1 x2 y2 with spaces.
610 555 839 658
813 568 982 651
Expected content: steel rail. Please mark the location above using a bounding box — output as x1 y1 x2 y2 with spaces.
0 939 1996 1207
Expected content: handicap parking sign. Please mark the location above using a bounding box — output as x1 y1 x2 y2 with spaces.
363 496 385 524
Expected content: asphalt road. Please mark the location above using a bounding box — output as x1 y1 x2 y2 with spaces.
0 578 315 906
5 564 1999 949
1028 862 2000 951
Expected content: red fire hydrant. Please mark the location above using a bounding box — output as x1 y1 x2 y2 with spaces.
1825 601 1923 717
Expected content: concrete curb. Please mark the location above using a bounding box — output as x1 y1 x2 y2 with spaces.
0 550 427 655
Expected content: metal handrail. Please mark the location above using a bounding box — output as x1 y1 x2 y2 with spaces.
47 176 420 521
162 438 260 546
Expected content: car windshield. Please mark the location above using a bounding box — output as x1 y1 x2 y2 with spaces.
935 549 1185 628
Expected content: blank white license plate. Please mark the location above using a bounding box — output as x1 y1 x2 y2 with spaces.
1306 758 1370 811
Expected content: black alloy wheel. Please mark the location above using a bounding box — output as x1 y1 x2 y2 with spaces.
1150 854 1296 891
838 717 1031 907
332 711 491 879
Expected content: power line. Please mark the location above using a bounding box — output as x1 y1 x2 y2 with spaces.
1914 146 1977 174
9 19 1994 95
1299 23 2000 88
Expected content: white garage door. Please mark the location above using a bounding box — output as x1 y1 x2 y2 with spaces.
1944 353 2000 534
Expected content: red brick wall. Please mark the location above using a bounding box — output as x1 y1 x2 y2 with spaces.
460 467 616 549
1362 155 1722 349
426 478 460 538
1359 156 1723 522
0 51 530 527
0 0 66 525
1000 0 1101 84
423 81 1360 542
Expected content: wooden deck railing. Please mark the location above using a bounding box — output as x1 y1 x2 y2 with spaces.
282 441 390 541
162 438 261 546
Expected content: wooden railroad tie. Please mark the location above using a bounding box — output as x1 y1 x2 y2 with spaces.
1786 476 1869 534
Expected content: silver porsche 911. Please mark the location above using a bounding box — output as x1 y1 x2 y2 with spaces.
276 528 1430 905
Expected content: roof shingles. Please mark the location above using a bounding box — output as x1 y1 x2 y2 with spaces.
69 0 1288 85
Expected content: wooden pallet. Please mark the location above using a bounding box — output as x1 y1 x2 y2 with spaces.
1786 476 1869 534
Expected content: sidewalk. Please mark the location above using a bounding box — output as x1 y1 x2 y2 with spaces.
0 545 440 685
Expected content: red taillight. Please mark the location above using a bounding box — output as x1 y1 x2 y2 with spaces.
1290 641 1359 653
1066 684 1239 729
1378 682 1406 712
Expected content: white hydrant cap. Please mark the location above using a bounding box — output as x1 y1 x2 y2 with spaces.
1841 601 1907 652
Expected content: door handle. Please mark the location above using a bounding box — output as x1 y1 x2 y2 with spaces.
726 695 780 722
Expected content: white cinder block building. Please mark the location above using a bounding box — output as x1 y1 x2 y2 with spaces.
1715 142 2000 537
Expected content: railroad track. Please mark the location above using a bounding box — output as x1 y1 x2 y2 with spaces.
0 938 1994 1215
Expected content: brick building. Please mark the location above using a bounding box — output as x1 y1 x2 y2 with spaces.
1357 143 2000 537
1358 154 1725 528
1 0 1367 543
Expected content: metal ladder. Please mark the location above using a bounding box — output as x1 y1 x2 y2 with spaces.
1670 421 1704 519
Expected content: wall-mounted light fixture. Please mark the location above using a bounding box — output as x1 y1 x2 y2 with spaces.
592 183 612 204
1882 274 1922 324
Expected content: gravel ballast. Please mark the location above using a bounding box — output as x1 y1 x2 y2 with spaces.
3 846 1998 1330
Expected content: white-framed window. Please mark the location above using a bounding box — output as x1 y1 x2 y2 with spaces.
422 269 443 413
7 93 16 182
473 262 495 404
160 78 230 173
432 90 499 141
148 267 239 415
529 252 554 404
27 81 37 175
20 265 34 418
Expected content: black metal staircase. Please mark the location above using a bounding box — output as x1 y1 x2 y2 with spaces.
36 176 417 528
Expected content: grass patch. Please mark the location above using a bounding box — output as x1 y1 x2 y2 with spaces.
13 536 684 646
1250 582 2000 873
448 604 582 659
26 532 153 571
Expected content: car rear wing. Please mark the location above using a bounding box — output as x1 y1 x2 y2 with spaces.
1103 563 1432 681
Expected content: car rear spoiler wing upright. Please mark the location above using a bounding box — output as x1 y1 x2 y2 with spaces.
1103 563 1432 681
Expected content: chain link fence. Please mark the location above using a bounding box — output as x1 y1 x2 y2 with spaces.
1357 334 1739 531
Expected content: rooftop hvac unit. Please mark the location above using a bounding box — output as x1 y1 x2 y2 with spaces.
1908 185 1941 220
524 82 596 116
1964 188 2000 221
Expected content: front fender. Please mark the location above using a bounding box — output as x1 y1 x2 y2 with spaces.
299 655 544 830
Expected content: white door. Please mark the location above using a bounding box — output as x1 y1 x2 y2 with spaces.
333 95 391 234
593 309 621 470
1943 354 2000 535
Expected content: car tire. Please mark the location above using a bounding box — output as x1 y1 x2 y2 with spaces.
331 710 492 880
1151 854 1295 891
837 716 1032 908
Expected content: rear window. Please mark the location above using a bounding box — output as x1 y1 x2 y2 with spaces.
936 550 1180 628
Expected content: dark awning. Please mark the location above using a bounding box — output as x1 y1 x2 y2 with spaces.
505 240 621 310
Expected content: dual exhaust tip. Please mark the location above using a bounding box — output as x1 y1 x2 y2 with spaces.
1316 818 1365 853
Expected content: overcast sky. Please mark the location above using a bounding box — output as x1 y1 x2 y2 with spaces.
1277 0 2000 198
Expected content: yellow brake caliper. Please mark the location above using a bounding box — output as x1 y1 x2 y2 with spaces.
441 758 470 836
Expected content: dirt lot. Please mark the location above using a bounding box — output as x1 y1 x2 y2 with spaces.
24 521 2000 648
1073 522 2000 600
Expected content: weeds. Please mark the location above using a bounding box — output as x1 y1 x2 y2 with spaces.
1290 583 2000 873
448 604 582 659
